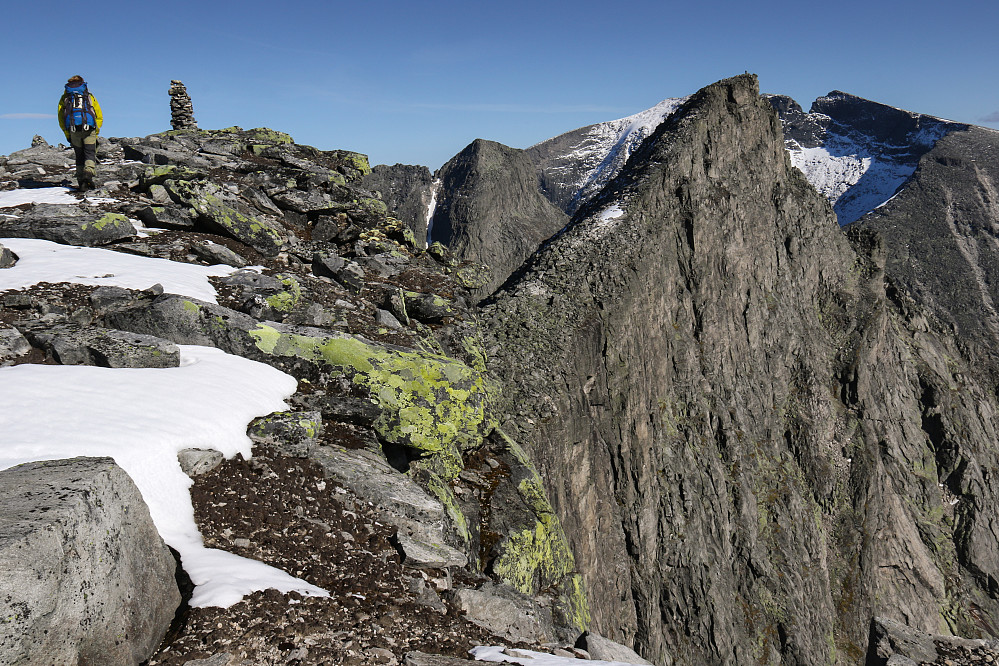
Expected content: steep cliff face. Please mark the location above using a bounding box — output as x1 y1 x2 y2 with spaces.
429 139 568 299
855 125 999 389
361 164 435 247
482 75 999 665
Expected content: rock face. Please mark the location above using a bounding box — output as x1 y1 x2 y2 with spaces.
362 164 435 248
429 139 568 299
854 125 999 387
0 457 179 666
483 74 999 664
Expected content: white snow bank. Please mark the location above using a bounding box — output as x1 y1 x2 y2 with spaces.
0 345 327 608
472 646 648 666
0 237 235 303
0 186 114 207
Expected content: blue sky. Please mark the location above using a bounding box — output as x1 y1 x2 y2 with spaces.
2 0 997 169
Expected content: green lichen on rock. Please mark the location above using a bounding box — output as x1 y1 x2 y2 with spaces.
141 164 204 188
83 212 129 232
264 273 303 313
338 151 372 176
453 262 492 290
420 468 473 547
491 429 590 633
246 127 294 145
167 180 284 256
248 324 490 476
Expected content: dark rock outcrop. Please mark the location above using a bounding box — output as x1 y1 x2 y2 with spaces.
362 164 435 248
0 243 16 268
855 125 999 388
0 457 179 666
483 74 999 665
23 324 180 367
430 139 568 299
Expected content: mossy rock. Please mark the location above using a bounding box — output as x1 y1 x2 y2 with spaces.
166 180 284 256
140 164 204 188
487 429 590 633
246 127 294 145
248 324 491 474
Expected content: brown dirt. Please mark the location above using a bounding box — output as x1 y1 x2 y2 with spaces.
147 447 504 666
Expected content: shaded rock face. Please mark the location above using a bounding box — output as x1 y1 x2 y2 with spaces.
429 139 568 300
0 457 179 666
362 164 435 248
483 74 999 665
855 125 999 388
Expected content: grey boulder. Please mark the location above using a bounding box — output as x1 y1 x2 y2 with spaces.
0 327 30 361
0 242 16 268
447 582 557 644
0 203 135 246
578 632 657 665
0 457 179 666
24 324 180 368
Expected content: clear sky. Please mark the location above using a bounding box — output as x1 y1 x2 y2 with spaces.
2 0 996 170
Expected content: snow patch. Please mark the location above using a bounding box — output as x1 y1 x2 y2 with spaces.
0 345 327 608
0 237 237 303
0 186 115 208
425 178 441 245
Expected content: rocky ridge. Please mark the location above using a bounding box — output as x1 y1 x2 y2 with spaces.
482 74 999 664
0 127 606 665
4 72 999 666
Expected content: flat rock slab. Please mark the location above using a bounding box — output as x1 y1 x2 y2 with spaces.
0 457 179 666
447 582 556 645
403 652 479 666
24 324 180 368
0 203 134 246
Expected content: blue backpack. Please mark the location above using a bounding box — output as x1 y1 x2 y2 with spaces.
64 82 96 132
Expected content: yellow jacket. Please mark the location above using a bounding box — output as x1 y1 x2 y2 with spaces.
57 92 103 141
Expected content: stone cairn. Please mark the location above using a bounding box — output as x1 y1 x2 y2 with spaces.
168 80 198 131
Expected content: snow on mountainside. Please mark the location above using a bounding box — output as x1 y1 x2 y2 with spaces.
527 97 688 215
766 92 960 225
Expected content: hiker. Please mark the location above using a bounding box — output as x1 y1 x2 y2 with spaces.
57 75 103 191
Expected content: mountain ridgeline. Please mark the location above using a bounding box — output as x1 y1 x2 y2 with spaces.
411 75 999 663
5 70 999 666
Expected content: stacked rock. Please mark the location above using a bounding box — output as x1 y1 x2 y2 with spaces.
168 80 198 131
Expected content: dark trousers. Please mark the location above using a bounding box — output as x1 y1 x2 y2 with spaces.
69 128 98 182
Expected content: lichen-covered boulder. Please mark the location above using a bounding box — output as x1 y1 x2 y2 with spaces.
247 410 322 457
103 294 491 475
164 179 285 256
0 204 134 246
0 457 179 666
24 324 180 368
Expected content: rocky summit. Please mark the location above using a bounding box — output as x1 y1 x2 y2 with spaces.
2 72 999 666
